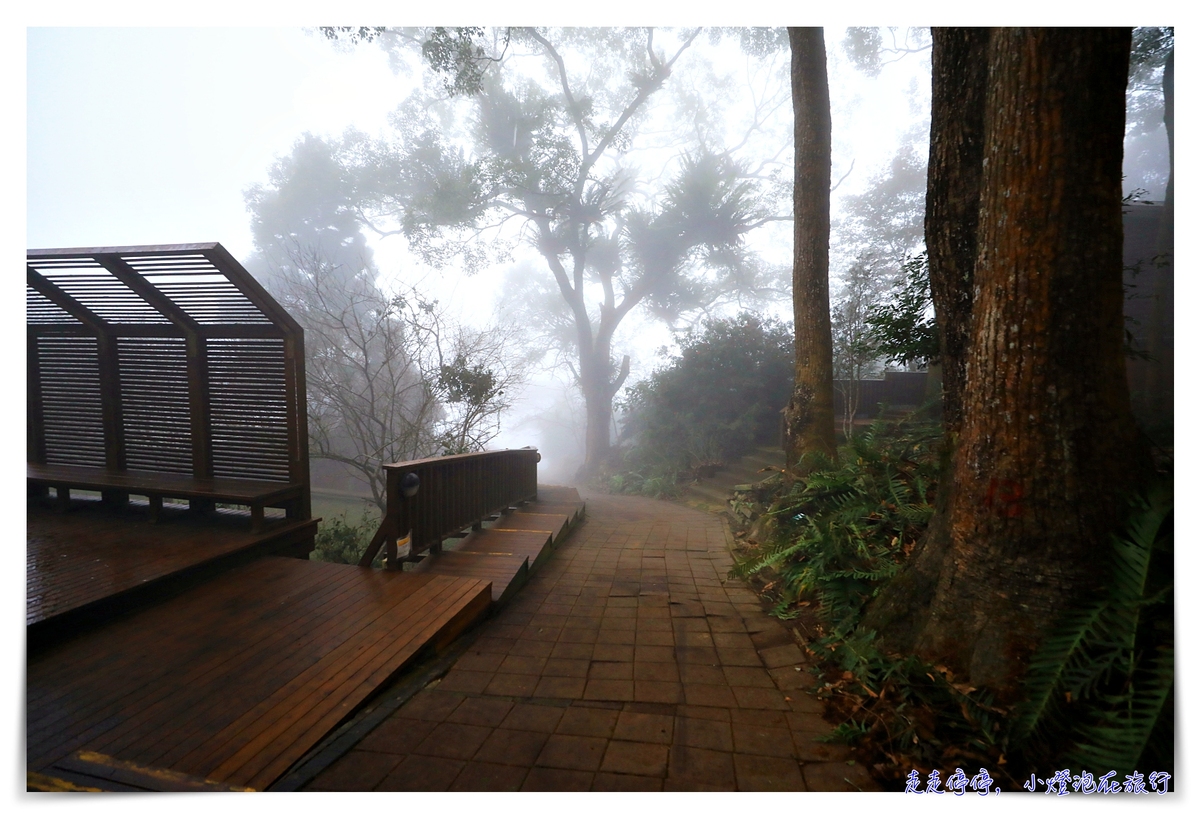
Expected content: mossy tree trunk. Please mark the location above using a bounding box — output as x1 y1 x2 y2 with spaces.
783 27 836 471
866 28 1151 697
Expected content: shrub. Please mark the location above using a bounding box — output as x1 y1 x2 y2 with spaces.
311 510 383 567
614 313 793 492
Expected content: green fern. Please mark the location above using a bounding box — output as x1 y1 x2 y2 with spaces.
1011 482 1173 776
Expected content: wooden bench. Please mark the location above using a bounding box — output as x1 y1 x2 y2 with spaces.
27 463 304 533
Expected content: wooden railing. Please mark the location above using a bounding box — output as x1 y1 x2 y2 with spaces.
358 447 540 569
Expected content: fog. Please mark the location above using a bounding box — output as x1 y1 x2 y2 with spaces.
26 24 1173 488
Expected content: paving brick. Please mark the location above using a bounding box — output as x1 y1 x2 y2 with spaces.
769 665 816 691
600 740 669 777
613 710 674 744
666 745 736 789
676 646 720 665
589 660 634 680
543 657 590 677
712 631 756 649
521 767 594 791
786 709 835 732
549 641 593 660
473 636 517 653
596 629 637 645
592 772 662 791
585 638 633 657
673 716 734 752
759 643 806 668
583 679 635 701
485 672 540 697
678 664 725 685
358 716 436 753
377 755 463 791
718 647 764 667
556 705 620 738
309 749 402 791
632 661 679 681
490 624 526 639
473 728 550 766
802 760 878 791
732 686 790 710
635 629 675 646
635 617 674 632
497 653 548 675
437 669 493 694
560 627 601 643
683 684 738 708
508 639 555 658
536 734 609 771
674 630 715 648
633 680 683 703
449 760 529 791
791 731 853 762
414 722 493 761
533 675 587 699
499 702 565 733
733 754 807 791
446 696 514 727
671 618 711 633
750 627 796 650
399 688 466 721
730 708 789 728
633 645 675 664
454 650 507 673
732 722 795 758
723 666 774 688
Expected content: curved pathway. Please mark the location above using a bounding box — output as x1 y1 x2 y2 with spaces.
305 492 876 791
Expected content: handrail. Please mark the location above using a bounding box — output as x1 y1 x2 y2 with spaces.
358 447 540 569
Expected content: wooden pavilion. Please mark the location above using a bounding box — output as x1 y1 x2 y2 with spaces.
25 243 581 791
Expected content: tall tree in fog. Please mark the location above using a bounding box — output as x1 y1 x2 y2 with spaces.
246 136 525 508
865 28 1151 694
783 27 836 469
294 27 787 477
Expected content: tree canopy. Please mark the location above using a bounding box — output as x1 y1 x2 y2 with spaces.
264 27 795 476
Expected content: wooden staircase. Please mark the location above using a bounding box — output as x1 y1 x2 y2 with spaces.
408 485 585 603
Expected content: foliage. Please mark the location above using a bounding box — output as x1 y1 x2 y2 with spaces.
311 509 383 567
864 253 939 369
732 417 941 627
731 430 1173 787
1010 482 1173 778
610 313 793 494
281 27 794 473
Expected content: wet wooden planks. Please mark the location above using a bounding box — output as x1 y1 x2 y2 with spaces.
28 496 315 630
27 557 491 791
406 486 585 603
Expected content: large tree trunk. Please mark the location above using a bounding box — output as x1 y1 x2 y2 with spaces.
872 28 1151 697
863 28 991 652
1143 45 1173 440
923 28 990 438
577 339 629 479
783 27 836 470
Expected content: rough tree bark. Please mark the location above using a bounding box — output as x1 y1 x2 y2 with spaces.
867 28 1151 696
862 27 990 652
783 27 836 470
1143 45 1173 436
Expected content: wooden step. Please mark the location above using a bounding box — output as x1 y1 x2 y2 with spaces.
34 750 256 792
409 551 530 604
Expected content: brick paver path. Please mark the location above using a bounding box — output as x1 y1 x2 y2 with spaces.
305 492 877 791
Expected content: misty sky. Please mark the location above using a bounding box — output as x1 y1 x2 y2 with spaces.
14 10 1184 479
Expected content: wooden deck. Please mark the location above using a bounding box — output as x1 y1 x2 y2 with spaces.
27 494 316 638
27 557 492 791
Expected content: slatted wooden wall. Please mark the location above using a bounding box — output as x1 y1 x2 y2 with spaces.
27 244 310 514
